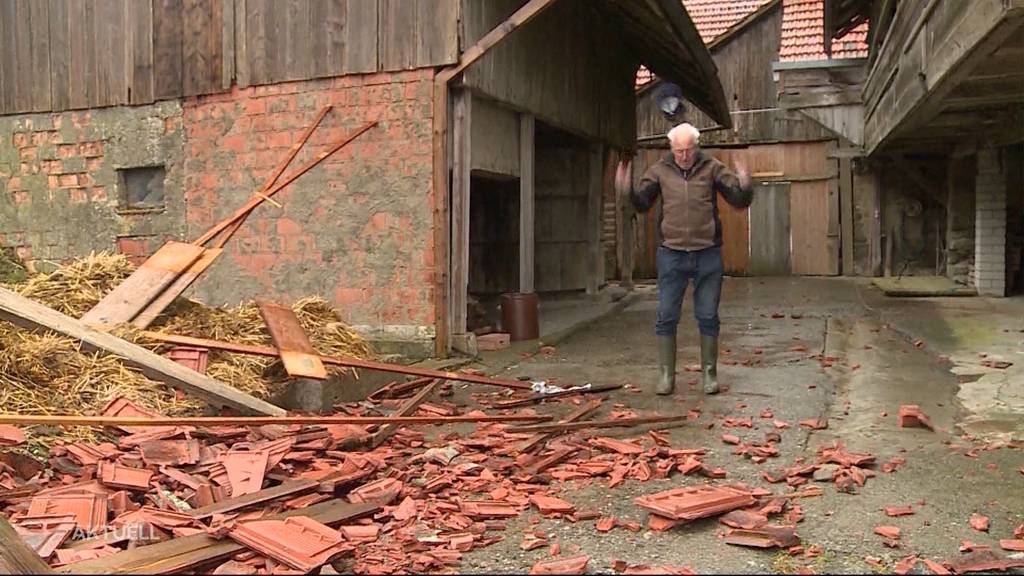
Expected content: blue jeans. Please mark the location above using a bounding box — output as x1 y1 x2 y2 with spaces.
655 245 724 337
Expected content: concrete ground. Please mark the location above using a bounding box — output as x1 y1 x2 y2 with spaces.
452 277 1024 574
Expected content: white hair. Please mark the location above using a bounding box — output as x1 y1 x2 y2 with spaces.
666 123 700 147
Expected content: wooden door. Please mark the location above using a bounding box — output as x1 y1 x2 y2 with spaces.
717 194 750 275
748 182 791 275
789 181 835 275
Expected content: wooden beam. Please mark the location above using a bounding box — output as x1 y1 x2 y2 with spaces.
431 0 562 356
518 399 602 453
839 156 855 275
59 500 379 575
586 142 604 295
520 113 535 293
366 379 441 449
506 414 689 434
451 88 471 338
826 144 841 276
0 287 285 416
188 479 318 520
0 413 547 428
136 330 535 391
0 514 55 574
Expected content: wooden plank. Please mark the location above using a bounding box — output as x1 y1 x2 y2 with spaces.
506 414 689 435
152 0 183 100
0 0 15 112
365 379 441 449
748 182 791 276
188 479 318 519
220 0 234 90
128 0 155 105
520 113 536 293
518 399 602 453
182 0 222 96
256 300 328 380
826 172 840 276
137 331 535 390
0 514 55 574
233 0 249 87
343 0 378 74
59 500 379 575
46 0 69 111
81 242 206 327
93 0 128 107
790 181 831 276
839 157 855 276
130 248 223 329
450 88 471 336
286 0 313 80
64 0 91 109
586 142 604 295
27 0 51 111
0 286 286 416
0 413 548 428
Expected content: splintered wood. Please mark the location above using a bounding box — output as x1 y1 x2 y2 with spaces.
256 300 328 380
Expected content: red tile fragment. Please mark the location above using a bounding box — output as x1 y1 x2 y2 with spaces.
590 437 644 455
648 514 684 532
530 495 575 516
635 484 755 522
596 517 616 532
213 560 258 575
28 493 108 534
347 478 403 505
622 566 696 575
97 461 153 491
227 516 352 573
874 525 901 540
884 506 915 517
1015 524 1024 539
719 510 768 530
798 419 828 430
774 420 790 429
392 496 417 521
999 539 1024 552
0 424 26 446
898 405 935 430
529 554 589 575
721 434 741 445
139 439 200 466
460 500 519 519
969 513 989 532
339 524 380 542
945 550 1024 573
920 558 952 575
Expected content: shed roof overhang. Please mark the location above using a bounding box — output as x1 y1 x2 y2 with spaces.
601 0 732 128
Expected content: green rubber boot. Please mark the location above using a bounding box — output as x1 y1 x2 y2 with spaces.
701 334 720 395
656 335 677 395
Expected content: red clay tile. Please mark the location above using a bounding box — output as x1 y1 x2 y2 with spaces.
163 346 209 373
228 516 353 573
52 546 119 566
621 566 696 575
596 517 616 532
140 439 200 466
347 478 403 505
899 405 935 430
720 510 768 530
111 506 195 529
284 492 330 510
920 558 952 575
100 397 168 433
999 540 1024 552
339 524 380 542
724 524 800 548
969 513 990 532
12 521 75 558
460 500 519 519
97 461 153 491
28 493 108 534
1015 524 1024 539
635 484 755 522
0 424 26 446
798 419 828 430
721 434 741 445
530 495 575 516
590 437 644 455
213 560 259 575
529 555 589 575
223 449 270 497
885 506 915 517
874 525 901 540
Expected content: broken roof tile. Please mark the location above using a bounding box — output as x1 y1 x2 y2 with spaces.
223 449 270 497
635 484 755 522
139 439 201 467
969 513 990 532
884 506 915 517
227 516 353 573
874 525 901 540
530 495 575 516
719 510 768 530
27 493 108 534
724 524 800 548
590 437 644 455
347 478 403 505
898 405 935 431
0 424 26 446
529 554 589 575
97 461 154 491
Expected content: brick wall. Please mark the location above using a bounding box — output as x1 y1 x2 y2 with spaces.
0 103 188 270
974 148 1007 296
0 69 437 337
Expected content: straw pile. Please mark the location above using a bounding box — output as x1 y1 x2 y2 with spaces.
1 252 374 452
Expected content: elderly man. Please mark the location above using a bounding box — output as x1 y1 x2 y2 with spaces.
616 123 752 395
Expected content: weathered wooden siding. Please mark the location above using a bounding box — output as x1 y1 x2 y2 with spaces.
470 96 520 178
461 0 638 146
0 0 459 115
637 3 832 145
534 137 591 292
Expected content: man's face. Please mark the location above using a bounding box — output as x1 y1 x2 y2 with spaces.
671 135 698 170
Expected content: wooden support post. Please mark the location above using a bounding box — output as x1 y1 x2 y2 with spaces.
620 154 635 290
0 514 55 574
839 156 854 275
431 0 561 357
586 142 604 295
520 113 536 294
451 89 472 340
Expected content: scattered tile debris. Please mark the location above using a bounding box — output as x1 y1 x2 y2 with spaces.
898 405 935 431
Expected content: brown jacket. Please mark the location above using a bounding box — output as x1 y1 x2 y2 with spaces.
630 150 753 251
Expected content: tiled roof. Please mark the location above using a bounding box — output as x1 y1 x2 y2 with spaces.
683 0 775 43
780 0 869 62
636 1 772 88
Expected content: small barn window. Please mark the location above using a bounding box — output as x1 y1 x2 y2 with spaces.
118 166 165 211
